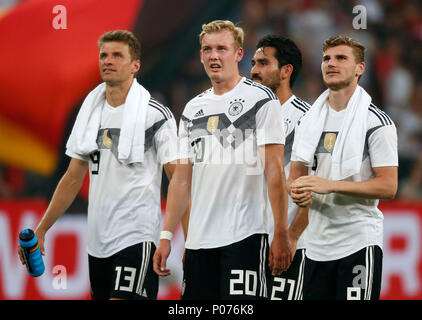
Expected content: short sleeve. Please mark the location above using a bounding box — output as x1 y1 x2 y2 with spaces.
256 99 285 146
368 124 398 167
154 116 180 164
65 149 90 162
177 115 192 160
290 121 308 164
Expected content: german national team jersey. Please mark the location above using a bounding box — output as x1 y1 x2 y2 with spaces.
267 95 310 250
178 77 285 249
291 103 398 261
66 97 178 258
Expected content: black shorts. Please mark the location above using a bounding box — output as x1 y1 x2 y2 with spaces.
303 245 383 300
88 242 158 300
182 233 271 300
270 248 306 300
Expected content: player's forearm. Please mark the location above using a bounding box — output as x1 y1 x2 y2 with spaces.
331 175 397 200
289 207 308 241
37 171 85 233
262 145 289 235
162 169 191 234
180 200 191 241
287 161 309 195
267 172 289 234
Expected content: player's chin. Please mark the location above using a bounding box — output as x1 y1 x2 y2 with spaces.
208 73 223 83
103 77 121 87
101 74 114 82
323 79 350 91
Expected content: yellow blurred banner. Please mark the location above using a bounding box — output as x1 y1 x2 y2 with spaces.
0 115 57 176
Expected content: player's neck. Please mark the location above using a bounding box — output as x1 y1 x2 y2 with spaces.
328 83 358 112
275 84 293 105
212 74 242 95
105 77 134 107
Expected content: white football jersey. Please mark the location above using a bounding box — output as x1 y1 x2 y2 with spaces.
66 97 179 258
179 77 285 249
267 95 310 249
291 102 398 261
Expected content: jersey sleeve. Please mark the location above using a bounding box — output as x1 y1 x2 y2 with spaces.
155 116 180 165
65 149 90 162
256 99 286 146
290 122 310 165
177 114 192 161
368 124 398 167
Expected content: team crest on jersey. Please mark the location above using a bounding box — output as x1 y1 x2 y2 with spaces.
207 116 219 133
228 99 244 116
103 129 113 148
324 133 337 152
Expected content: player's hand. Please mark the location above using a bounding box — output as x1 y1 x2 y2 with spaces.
293 175 334 195
17 244 25 265
269 232 293 276
34 227 46 256
18 227 46 265
290 186 314 207
153 239 171 276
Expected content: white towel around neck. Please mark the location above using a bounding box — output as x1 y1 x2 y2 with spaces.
66 78 150 164
292 85 371 180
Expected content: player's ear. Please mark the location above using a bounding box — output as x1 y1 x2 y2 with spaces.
132 59 141 74
281 64 293 81
235 47 244 62
356 61 365 78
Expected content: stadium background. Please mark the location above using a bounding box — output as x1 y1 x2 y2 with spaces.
0 0 421 300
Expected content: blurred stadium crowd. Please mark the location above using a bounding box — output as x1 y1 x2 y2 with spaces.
1 0 421 201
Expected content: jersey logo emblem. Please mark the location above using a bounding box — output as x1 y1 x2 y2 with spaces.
103 129 113 148
228 99 244 116
207 116 219 133
194 109 204 117
324 133 337 152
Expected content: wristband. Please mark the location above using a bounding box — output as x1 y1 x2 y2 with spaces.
160 230 173 241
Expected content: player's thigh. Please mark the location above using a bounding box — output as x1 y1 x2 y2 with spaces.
270 248 306 300
336 245 383 300
303 256 337 300
220 233 270 300
110 242 158 300
181 248 220 300
88 254 114 300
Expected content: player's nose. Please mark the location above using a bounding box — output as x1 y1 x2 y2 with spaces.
209 48 219 60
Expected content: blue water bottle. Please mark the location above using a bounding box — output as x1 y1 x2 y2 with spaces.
19 228 45 277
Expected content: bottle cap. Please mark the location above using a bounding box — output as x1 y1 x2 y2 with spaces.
19 229 35 241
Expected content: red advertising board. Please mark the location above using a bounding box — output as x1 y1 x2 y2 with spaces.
0 199 184 300
379 201 422 300
0 199 91 300
0 199 421 300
